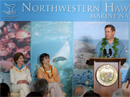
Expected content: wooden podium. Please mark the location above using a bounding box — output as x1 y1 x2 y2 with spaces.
88 58 127 97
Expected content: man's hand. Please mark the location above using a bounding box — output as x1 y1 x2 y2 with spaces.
121 80 130 97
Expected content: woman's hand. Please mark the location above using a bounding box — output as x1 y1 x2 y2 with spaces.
17 80 29 85
23 80 29 85
59 83 63 87
17 80 25 84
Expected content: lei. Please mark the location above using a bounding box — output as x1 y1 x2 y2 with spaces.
14 66 27 72
42 65 53 78
100 37 119 58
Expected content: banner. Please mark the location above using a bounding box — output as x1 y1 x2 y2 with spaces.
0 0 130 21
0 0 130 97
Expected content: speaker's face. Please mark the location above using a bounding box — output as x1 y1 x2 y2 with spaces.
105 27 115 40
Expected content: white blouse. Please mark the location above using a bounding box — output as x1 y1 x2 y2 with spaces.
10 66 32 85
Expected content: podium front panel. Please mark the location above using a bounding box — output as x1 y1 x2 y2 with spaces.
94 62 120 97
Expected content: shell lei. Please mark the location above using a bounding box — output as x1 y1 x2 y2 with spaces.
42 65 53 78
14 66 27 72
100 38 118 58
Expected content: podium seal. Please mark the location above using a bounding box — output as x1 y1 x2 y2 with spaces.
96 64 118 86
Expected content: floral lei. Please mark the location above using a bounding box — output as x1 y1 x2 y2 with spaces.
42 65 53 78
100 37 119 58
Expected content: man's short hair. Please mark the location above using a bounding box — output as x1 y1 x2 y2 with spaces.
0 83 10 97
112 88 123 97
26 92 43 97
73 85 88 97
32 78 48 96
83 90 101 97
105 24 115 31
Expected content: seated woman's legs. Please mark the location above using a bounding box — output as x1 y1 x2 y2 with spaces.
11 83 31 97
21 83 31 96
48 82 64 97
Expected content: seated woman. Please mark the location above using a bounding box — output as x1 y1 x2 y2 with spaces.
37 53 65 97
10 52 32 97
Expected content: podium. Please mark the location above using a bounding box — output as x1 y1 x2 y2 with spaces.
88 58 127 97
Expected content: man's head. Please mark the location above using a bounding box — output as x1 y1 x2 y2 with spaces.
0 83 10 97
26 92 43 97
83 90 101 97
112 80 130 97
73 85 88 97
104 24 115 40
32 79 48 97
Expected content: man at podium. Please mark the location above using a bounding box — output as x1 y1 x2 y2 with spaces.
95 24 126 58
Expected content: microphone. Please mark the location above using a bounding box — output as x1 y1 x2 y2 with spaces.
103 48 112 58
103 49 107 56
109 48 112 56
86 60 89 64
127 78 130 88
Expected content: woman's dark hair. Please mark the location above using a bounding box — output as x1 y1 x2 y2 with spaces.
13 52 24 64
83 90 101 97
40 53 50 65
0 83 10 96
